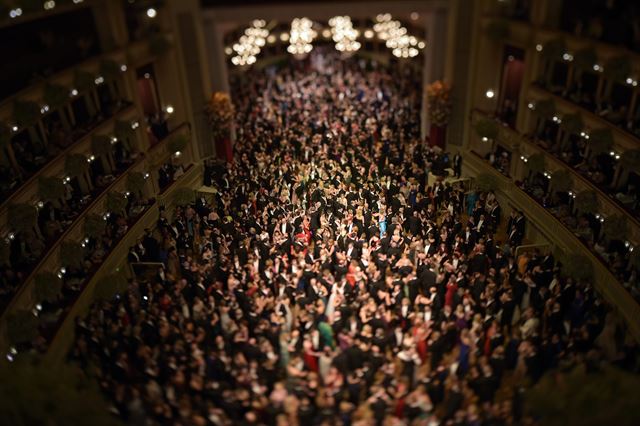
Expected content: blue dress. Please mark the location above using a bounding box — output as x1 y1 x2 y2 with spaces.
466 192 478 216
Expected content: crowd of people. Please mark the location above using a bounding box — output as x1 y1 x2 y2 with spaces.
533 116 640 217
72 51 636 425
0 87 130 201
0 137 135 313
24 189 154 353
520 171 640 304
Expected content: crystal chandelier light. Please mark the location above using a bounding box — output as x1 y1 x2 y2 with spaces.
287 18 317 57
329 16 361 54
373 13 424 58
231 19 269 66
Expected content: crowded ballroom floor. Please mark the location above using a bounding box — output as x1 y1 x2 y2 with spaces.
71 50 636 425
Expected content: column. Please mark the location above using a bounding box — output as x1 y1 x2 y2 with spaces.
91 0 129 49
421 9 448 140
204 20 235 158
164 0 215 161
206 21 232 94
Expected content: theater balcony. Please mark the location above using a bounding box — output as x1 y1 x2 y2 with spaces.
0 0 200 355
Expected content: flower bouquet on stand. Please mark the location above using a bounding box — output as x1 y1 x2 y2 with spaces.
204 92 234 162
426 81 452 149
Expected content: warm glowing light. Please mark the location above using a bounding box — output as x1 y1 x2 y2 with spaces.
485 89 495 99
231 20 269 66
147 8 157 18
328 16 360 54
374 14 420 58
9 8 22 18
287 18 317 57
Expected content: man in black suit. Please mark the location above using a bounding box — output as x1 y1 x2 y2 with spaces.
453 152 462 178
489 201 501 231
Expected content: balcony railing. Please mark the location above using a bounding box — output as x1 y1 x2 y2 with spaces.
472 109 640 234
0 103 136 210
46 164 203 362
464 151 640 341
0 121 190 353
524 90 640 222
530 84 640 150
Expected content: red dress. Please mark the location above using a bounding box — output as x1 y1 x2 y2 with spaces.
445 282 458 308
303 350 318 373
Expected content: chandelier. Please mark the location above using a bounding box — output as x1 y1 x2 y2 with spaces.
374 13 424 58
287 17 317 57
231 19 269 66
228 14 425 65
328 16 361 54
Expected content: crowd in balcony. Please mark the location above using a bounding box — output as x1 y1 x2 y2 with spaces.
158 160 186 192
531 113 640 218
0 139 137 313
0 82 132 202
69 51 637 425
560 0 640 53
518 172 639 304
26 190 154 353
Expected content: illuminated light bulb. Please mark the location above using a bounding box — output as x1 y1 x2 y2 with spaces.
231 20 270 66
535 44 543 52
485 89 495 99
166 105 174 114
288 18 317 58
147 8 157 18
70 89 78 96
9 8 22 18
120 64 127 72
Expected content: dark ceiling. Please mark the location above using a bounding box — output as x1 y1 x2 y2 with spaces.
201 0 374 6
